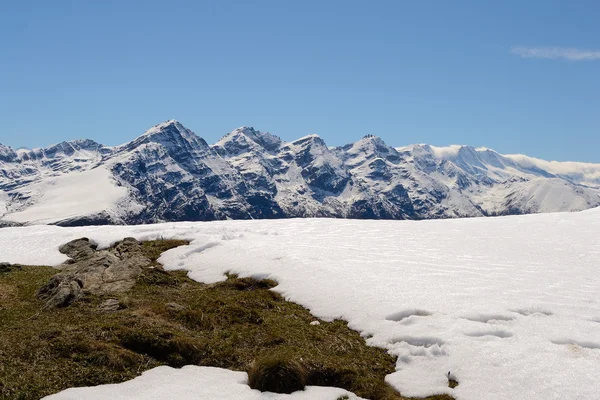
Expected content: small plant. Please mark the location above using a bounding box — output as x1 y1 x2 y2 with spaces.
447 371 459 389
141 239 189 262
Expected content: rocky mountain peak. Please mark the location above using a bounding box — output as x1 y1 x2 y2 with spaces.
11 139 105 163
340 135 400 165
118 120 209 154
1 120 599 226
214 126 282 156
0 144 17 162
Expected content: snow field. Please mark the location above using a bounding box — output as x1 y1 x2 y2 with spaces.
0 208 599 399
2 167 137 224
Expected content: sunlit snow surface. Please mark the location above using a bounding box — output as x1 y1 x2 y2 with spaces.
45 366 365 400
1 209 599 400
2 167 139 224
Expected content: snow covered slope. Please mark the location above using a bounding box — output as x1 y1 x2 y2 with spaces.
0 120 598 225
2 209 599 399
2 167 140 225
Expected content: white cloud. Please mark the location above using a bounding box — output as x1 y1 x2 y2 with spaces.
510 46 600 61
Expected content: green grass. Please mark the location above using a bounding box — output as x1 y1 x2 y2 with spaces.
0 240 453 400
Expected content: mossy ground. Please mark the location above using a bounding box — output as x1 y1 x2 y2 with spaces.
0 240 453 400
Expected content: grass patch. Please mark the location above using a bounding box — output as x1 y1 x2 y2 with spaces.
0 239 453 400
141 240 190 264
248 350 308 394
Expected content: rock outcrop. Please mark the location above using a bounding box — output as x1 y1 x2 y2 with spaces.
37 237 151 308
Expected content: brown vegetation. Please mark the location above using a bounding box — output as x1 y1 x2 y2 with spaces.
0 239 453 400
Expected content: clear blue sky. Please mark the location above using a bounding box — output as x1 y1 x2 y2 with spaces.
1 0 599 161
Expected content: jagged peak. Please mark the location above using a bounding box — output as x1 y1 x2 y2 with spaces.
217 126 282 152
242 126 279 142
231 126 258 134
217 126 261 142
140 119 188 138
341 134 394 156
356 134 389 147
52 138 102 150
0 143 17 162
79 120 209 159
10 139 105 162
361 134 382 141
121 120 209 152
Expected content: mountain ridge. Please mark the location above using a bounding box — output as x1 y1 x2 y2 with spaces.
1 120 598 226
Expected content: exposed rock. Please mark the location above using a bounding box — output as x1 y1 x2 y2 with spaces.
0 220 23 228
58 238 97 260
0 263 20 274
38 237 151 308
37 274 83 308
99 298 121 312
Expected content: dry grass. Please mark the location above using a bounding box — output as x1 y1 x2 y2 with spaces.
248 350 308 394
0 240 453 400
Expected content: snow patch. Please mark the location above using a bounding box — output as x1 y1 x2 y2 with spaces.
3 167 135 224
44 365 365 400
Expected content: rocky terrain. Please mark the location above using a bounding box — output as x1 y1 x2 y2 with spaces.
0 238 453 400
37 237 151 309
1 120 598 225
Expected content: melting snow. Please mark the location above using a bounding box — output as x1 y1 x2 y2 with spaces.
0 209 598 399
44 366 365 400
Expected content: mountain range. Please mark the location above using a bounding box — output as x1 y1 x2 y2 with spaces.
1 120 599 226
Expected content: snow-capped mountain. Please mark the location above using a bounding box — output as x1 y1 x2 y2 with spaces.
1 120 598 226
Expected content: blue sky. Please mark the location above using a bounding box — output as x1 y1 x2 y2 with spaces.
1 0 599 161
